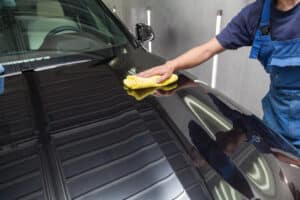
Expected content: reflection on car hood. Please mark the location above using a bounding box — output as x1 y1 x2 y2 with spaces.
155 75 300 200
0 61 300 200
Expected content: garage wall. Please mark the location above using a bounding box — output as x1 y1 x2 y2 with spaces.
102 0 269 117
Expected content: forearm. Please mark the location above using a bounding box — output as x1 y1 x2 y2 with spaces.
168 37 225 71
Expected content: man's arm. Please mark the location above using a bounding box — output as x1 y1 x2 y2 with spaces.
170 37 225 70
138 37 225 82
138 1 259 83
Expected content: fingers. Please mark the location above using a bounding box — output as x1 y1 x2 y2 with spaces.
137 64 173 83
137 65 164 78
158 72 171 83
138 70 160 78
137 68 154 77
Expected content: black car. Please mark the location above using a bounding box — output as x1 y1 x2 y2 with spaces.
1 0 300 200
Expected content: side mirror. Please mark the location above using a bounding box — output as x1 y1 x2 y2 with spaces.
135 23 155 43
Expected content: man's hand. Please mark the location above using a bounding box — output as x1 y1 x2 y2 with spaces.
138 37 224 83
137 61 176 83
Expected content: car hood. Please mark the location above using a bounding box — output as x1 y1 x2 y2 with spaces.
154 76 300 200
0 59 300 200
0 61 210 200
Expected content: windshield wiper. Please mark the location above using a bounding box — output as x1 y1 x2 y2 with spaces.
34 59 93 72
1 47 117 75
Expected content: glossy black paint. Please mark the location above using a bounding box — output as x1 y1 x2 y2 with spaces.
154 79 300 200
0 56 209 200
1 44 300 199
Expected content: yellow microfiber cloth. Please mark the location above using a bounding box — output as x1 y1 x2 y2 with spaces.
123 74 178 90
125 83 178 101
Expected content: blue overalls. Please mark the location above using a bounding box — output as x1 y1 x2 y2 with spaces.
250 0 300 148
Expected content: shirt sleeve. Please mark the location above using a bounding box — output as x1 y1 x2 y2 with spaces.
216 2 261 50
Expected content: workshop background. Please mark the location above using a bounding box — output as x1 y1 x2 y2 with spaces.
103 0 269 117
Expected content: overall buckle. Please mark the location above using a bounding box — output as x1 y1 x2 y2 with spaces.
261 26 271 35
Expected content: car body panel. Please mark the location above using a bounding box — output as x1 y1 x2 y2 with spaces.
0 60 212 200
1 53 300 199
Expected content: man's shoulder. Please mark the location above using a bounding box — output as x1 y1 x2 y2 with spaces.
241 0 263 17
239 0 263 33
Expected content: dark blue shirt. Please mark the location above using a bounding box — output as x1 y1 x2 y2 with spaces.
217 0 300 49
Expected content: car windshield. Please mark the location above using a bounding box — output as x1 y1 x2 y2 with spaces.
0 0 128 67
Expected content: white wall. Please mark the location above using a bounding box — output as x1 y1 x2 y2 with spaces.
102 0 269 117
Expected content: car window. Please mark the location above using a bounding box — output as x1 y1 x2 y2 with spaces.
0 0 128 66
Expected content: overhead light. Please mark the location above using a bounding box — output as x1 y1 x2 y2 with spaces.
146 9 152 53
289 163 299 169
211 10 223 89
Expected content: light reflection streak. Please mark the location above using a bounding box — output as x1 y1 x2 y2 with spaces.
184 96 232 140
247 157 275 196
214 181 239 200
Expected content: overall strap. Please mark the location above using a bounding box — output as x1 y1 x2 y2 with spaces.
249 0 272 59
260 0 271 28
